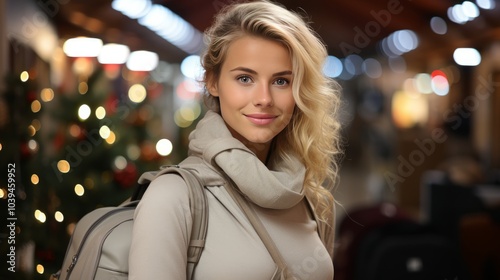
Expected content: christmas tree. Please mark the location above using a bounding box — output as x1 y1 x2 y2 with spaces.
0 42 203 279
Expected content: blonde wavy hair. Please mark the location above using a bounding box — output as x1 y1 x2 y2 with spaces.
201 0 342 222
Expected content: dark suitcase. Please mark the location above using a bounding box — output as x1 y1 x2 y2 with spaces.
354 220 466 280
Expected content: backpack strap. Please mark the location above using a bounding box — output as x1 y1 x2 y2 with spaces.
137 165 208 279
304 195 335 259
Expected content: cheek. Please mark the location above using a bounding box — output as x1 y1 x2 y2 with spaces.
280 95 296 116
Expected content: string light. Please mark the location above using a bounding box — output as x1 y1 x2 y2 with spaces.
57 160 71 173
31 100 41 113
55 211 64 222
78 104 91 120
40 88 55 102
74 184 85 196
20 71 29 82
128 84 147 103
156 139 173 156
31 174 40 185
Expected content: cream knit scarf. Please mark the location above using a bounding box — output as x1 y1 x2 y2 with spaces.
188 111 305 209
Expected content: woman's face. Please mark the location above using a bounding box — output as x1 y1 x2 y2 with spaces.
209 35 295 158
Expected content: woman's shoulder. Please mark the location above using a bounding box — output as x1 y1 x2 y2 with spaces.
139 173 191 206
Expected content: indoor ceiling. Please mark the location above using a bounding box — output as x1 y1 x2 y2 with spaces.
47 0 500 66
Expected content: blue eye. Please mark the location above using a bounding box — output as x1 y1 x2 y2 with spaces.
237 76 252 83
274 78 289 86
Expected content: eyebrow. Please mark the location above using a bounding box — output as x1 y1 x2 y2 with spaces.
230 67 292 77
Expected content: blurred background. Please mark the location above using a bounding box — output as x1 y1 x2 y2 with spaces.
1 0 500 279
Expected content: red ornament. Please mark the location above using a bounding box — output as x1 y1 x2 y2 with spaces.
114 163 138 189
20 142 32 159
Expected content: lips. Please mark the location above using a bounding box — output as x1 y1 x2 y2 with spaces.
244 113 277 125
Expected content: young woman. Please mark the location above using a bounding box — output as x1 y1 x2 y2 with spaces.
129 1 342 279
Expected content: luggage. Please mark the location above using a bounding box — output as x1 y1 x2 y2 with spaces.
335 203 468 280
51 166 208 280
354 220 465 280
334 203 411 280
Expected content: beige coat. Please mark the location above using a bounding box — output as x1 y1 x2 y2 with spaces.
129 111 335 279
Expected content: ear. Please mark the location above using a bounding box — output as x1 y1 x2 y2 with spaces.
206 73 219 97
208 83 219 97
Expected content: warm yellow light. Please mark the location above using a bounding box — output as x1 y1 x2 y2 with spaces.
28 139 38 151
35 209 46 223
78 82 88 94
78 104 91 120
32 119 41 131
114 156 127 170
99 125 111 139
57 160 71 173
40 88 55 102
55 211 64 222
105 131 116 144
20 71 29 82
74 184 85 196
128 84 147 103
127 144 140 160
180 107 196 122
31 100 42 113
174 110 192 128
392 90 429 128
95 106 106 119
36 264 44 274
156 139 173 156
28 125 36 137
0 189 6 199
69 124 82 138
31 174 40 185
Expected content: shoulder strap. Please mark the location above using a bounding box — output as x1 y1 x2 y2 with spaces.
223 179 288 280
137 166 208 280
304 195 335 259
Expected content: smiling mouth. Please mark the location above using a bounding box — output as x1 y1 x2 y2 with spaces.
244 114 277 125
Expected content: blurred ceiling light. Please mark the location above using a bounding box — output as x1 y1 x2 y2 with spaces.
476 0 495 9
450 4 469 24
126 50 159 71
323 55 343 78
112 0 204 54
180 55 203 80
380 30 418 57
448 2 480 24
462 1 480 19
112 0 151 19
63 37 103 57
344 54 363 76
430 17 447 35
98 44 130 64
362 58 382 79
453 48 481 66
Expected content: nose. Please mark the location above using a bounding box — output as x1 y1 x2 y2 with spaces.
253 83 273 107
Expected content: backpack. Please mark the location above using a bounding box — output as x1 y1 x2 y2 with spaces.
51 165 208 280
